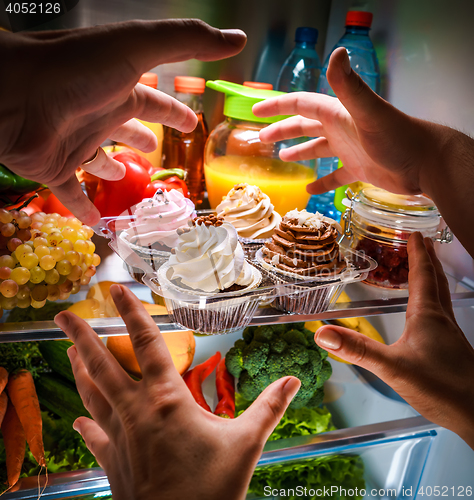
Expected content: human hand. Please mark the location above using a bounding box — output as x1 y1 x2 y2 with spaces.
254 47 452 198
0 20 246 225
314 233 474 449
54 285 300 500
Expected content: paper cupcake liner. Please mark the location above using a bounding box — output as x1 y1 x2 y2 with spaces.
238 236 270 260
273 282 345 315
254 248 344 315
157 264 263 335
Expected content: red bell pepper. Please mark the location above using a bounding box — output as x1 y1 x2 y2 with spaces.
93 152 150 217
214 358 235 419
143 168 189 199
183 352 221 412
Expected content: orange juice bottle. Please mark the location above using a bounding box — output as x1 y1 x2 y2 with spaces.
162 77 208 206
119 73 163 170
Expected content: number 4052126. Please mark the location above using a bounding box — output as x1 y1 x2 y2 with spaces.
5 3 61 14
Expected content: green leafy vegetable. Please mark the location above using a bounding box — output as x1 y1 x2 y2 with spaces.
0 342 45 378
249 455 365 499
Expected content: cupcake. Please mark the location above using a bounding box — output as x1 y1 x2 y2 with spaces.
158 215 262 334
120 189 195 282
257 209 347 314
216 184 281 259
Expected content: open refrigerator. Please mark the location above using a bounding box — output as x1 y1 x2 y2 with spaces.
1 0 474 498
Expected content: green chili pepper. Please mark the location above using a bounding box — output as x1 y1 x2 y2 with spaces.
0 164 41 194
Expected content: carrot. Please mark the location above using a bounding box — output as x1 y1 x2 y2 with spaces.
0 391 8 427
0 366 8 394
1 399 26 487
7 369 45 467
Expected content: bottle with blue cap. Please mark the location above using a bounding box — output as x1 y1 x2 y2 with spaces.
276 27 322 92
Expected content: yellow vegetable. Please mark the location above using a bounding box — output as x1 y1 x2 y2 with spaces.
304 291 385 364
86 281 119 301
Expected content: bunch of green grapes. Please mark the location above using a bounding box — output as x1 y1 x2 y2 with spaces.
0 208 101 316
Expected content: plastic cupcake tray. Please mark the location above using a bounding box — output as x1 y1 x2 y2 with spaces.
94 214 377 335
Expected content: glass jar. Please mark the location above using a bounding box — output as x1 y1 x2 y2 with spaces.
342 187 452 289
204 80 316 216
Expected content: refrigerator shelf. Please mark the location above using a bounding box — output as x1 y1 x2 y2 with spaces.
1 283 473 343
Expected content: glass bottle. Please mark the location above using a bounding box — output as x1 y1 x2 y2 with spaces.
162 76 208 206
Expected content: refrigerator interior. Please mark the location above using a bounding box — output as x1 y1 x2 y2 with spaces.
1 0 474 497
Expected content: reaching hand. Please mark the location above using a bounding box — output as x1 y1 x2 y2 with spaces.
314 232 474 449
254 47 453 198
0 20 246 225
54 285 300 500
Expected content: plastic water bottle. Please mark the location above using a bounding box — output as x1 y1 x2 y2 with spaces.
276 27 321 92
276 27 320 181
307 11 380 218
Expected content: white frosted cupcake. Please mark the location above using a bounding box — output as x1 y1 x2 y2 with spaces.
216 184 281 259
158 215 262 334
120 189 195 282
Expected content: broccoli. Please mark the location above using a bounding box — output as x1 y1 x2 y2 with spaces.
226 322 333 409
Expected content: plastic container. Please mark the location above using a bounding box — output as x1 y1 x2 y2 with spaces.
204 80 317 216
243 81 273 90
118 72 163 170
94 211 376 334
276 27 321 92
342 187 452 289
162 76 208 206
308 11 380 219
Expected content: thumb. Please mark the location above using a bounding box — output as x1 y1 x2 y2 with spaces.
326 47 393 133
237 376 301 443
315 325 393 379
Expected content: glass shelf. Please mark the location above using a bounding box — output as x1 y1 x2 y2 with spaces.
1 279 473 343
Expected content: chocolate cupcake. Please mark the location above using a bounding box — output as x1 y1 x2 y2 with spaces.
257 209 347 314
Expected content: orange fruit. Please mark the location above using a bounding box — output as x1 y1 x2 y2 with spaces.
107 330 195 378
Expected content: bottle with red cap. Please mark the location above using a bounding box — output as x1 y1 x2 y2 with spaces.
307 11 380 219
162 76 209 205
317 10 380 95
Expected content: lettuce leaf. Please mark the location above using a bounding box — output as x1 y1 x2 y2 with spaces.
249 455 365 499
236 395 365 499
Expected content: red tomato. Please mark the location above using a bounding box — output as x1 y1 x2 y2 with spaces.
93 153 150 217
43 193 74 217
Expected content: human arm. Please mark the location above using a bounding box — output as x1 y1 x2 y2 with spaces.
314 232 474 449
253 47 474 258
0 20 246 225
53 285 300 500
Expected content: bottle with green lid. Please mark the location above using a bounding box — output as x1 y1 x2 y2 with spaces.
204 80 317 216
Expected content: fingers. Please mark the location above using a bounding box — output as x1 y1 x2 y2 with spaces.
326 47 395 133
54 310 134 404
67 345 115 432
306 166 357 194
72 416 110 469
406 233 442 319
279 137 333 162
254 92 337 123
113 83 198 134
49 177 101 226
109 118 158 153
81 147 126 181
236 376 300 443
109 285 182 383
259 115 324 143
424 237 455 320
315 325 392 379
